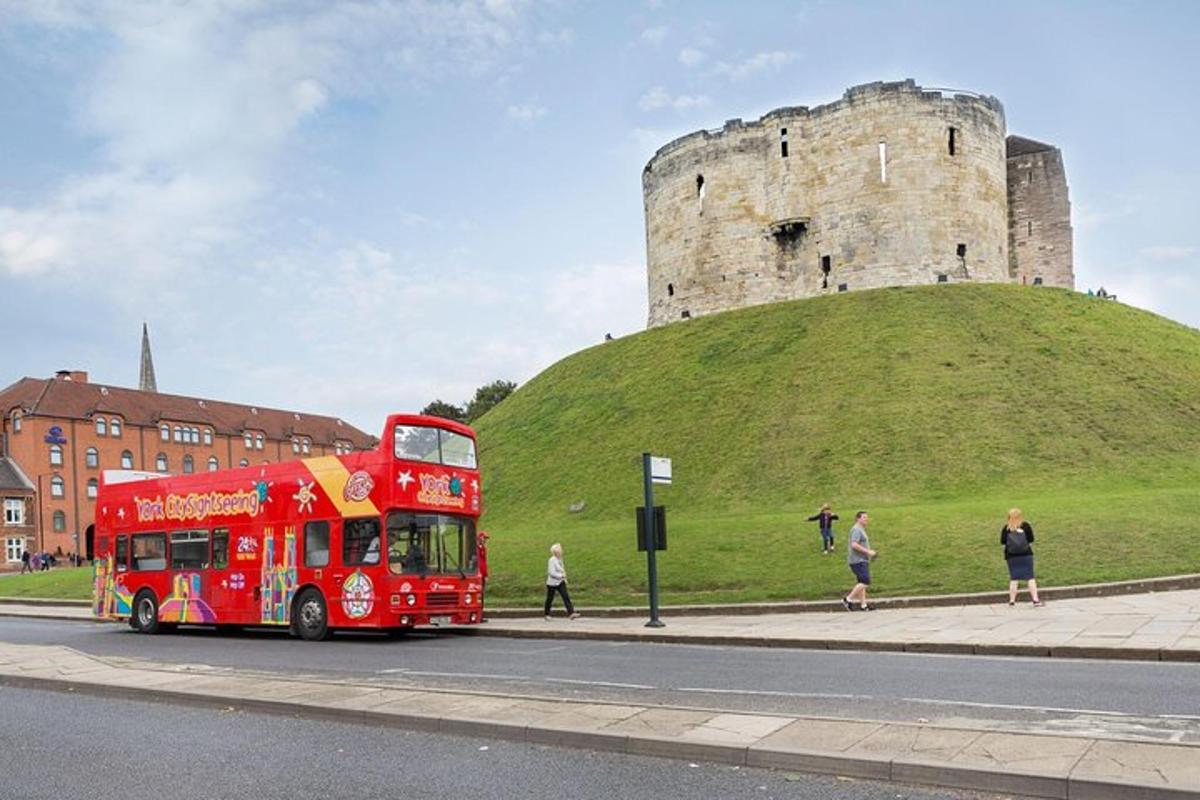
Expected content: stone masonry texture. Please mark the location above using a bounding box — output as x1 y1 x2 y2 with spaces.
643 80 1074 327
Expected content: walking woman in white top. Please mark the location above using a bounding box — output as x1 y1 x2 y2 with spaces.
544 543 580 620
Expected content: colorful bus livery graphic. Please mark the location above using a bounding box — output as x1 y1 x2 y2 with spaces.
93 414 483 640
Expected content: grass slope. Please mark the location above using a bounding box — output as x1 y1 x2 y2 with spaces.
475 284 1200 606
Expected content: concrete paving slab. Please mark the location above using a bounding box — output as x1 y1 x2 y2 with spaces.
950 731 1092 776
855 723 981 761
754 718 884 754
1071 739 1200 794
679 712 792 746
606 707 716 739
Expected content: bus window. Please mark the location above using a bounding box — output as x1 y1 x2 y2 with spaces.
439 429 477 469
342 518 380 566
394 425 440 463
212 528 229 570
387 513 428 576
170 530 210 570
387 512 475 575
132 534 167 571
304 521 330 567
115 535 129 573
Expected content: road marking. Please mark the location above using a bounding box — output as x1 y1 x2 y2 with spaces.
545 678 655 690
378 669 528 681
898 696 1200 721
677 687 865 700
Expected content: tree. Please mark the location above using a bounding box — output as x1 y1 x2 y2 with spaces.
464 380 517 423
420 400 465 423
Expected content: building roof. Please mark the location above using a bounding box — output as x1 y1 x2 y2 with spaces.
0 456 35 492
1006 135 1056 158
0 376 377 449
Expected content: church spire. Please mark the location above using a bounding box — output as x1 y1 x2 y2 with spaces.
139 322 158 393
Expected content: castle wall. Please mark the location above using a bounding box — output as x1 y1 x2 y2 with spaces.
644 80 1011 327
1007 140 1074 289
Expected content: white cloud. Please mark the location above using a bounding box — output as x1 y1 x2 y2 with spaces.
638 86 710 112
711 50 798 81
1138 245 1196 261
543 263 647 340
536 27 574 46
506 103 549 121
678 47 705 67
640 26 668 45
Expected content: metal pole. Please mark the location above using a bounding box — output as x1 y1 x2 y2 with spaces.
642 452 664 627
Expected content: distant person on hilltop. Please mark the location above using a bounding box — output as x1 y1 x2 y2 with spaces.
842 511 877 611
1001 508 1043 607
544 543 581 621
807 504 840 554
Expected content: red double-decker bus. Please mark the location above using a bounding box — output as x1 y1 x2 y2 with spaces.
92 414 483 640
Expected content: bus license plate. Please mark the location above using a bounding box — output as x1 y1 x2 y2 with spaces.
430 615 451 626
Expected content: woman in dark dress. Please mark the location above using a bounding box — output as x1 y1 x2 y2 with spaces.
1001 508 1043 607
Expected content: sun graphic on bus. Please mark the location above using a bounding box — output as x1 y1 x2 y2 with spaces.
341 570 375 620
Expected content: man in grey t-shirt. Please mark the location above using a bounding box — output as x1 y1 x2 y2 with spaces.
843 511 877 611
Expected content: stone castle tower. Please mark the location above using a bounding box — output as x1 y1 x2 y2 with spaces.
643 80 1073 327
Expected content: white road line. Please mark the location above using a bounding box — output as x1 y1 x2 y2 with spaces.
377 669 529 681
677 687 865 700
898 696 1200 721
544 678 656 690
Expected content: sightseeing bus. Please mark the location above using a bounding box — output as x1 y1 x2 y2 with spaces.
92 414 483 640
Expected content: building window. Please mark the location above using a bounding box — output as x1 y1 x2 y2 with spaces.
667 283 674 297
239 458 249 468
821 255 832 289
173 426 182 443
5 538 22 562
52 511 66 532
203 429 213 446
160 424 169 441
121 450 134 469
696 174 705 211
156 453 168 472
51 475 65 498
182 455 194 474
87 478 98 499
207 456 219 472
878 141 887 183
948 127 957 156
244 433 253 449
110 418 122 437
49 444 63 467
255 434 264 451
780 127 789 158
292 439 300 454
301 439 310 455
85 447 99 469
4 499 24 526
95 417 107 436
191 427 200 444
10 411 20 433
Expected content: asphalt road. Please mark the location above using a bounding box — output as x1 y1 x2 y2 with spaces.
3 617 1199 743
0 686 1004 800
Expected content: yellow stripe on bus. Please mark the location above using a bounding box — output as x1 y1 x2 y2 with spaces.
303 456 381 518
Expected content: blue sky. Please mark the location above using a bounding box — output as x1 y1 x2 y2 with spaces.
2 1 1197 434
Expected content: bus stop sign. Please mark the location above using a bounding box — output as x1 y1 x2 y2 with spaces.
650 457 672 484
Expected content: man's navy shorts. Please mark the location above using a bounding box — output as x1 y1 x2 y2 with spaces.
850 561 871 585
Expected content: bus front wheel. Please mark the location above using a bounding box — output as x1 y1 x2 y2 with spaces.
131 590 161 635
294 588 330 641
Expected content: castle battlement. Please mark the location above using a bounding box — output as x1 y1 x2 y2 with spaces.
642 80 1072 327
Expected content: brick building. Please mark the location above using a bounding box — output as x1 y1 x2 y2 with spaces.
1 456 37 565
0 367 375 564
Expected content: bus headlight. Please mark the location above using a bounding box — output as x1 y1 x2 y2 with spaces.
406 594 416 606
464 594 473 605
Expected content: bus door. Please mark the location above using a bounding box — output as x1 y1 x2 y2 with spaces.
331 516 383 627
164 529 215 625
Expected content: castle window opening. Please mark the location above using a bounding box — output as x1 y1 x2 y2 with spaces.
821 255 831 289
1028 221 1033 236
878 141 887 183
838 283 848 293
780 127 789 158
948 127 957 156
696 174 705 201
937 273 948 283
681 310 691 319
667 283 674 297
1033 276 1044 286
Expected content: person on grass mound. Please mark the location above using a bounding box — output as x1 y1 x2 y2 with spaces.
843 511 878 611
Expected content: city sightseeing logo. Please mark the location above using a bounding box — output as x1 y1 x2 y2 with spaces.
343 470 375 503
416 473 466 509
133 490 261 523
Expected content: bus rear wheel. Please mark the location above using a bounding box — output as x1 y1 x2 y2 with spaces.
294 588 330 642
131 590 161 635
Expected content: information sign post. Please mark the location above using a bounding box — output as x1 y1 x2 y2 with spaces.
641 452 671 628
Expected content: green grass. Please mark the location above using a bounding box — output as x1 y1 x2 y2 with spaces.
8 285 1199 607
0 567 93 600
472 284 1200 606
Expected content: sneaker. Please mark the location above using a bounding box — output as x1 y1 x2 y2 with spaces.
1032 601 1045 608
862 604 876 611
569 612 582 620
841 596 854 611
545 615 552 621
1008 601 1015 607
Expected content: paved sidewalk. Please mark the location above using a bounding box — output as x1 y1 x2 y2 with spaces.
4 590 1200 661
473 590 1200 661
1 641 1197 799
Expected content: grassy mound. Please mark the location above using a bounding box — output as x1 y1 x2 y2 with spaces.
475 284 1200 606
